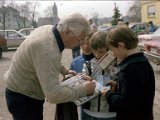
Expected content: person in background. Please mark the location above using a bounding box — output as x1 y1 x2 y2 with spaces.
125 21 129 27
72 45 81 59
4 13 96 120
89 18 97 32
117 19 124 26
82 31 118 120
147 21 156 33
102 25 155 120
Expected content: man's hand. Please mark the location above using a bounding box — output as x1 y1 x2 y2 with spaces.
67 70 77 76
81 74 92 82
85 81 96 96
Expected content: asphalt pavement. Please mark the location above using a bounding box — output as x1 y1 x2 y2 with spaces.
0 50 159 120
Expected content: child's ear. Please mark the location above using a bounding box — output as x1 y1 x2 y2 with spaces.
118 42 125 48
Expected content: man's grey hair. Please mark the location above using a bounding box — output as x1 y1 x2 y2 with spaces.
57 13 91 36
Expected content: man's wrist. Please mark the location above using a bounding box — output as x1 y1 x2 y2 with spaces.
65 69 70 75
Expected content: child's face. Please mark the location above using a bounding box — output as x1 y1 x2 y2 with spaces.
92 48 108 60
109 42 126 62
80 39 92 55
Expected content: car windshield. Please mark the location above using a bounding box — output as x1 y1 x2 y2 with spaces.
153 28 160 35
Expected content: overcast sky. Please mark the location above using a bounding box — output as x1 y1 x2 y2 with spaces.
17 0 134 19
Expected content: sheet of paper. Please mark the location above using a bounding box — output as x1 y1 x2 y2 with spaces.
98 50 116 69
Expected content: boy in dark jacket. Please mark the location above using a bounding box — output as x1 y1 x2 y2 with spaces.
102 25 155 120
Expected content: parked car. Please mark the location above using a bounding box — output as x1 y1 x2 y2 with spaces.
0 34 7 58
144 39 160 65
138 27 160 50
129 22 148 36
0 30 26 48
97 25 109 31
98 25 116 32
18 28 35 37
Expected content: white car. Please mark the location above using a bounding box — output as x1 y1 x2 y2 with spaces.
138 27 160 50
98 25 116 32
0 30 26 48
98 25 109 31
18 28 35 37
144 38 160 65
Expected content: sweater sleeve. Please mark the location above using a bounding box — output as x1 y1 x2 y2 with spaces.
34 51 86 104
60 63 69 76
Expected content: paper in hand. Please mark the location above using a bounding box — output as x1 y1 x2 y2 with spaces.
98 50 116 69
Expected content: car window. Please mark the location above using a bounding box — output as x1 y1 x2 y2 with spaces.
7 31 19 38
0 31 5 37
19 28 35 36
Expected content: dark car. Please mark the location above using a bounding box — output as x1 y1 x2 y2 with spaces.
0 34 7 58
129 22 148 36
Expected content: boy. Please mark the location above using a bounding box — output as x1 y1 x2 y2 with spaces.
102 25 155 120
55 32 94 120
82 31 118 120
70 33 94 73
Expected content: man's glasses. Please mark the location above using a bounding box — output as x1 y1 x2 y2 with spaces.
70 31 86 43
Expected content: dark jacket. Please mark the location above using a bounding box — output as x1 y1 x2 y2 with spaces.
106 52 155 120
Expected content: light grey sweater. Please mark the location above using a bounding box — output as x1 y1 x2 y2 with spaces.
4 25 86 103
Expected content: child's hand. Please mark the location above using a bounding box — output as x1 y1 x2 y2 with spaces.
101 87 111 96
107 80 117 91
85 81 96 96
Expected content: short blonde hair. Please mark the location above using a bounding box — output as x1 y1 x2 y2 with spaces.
57 13 91 36
89 31 109 50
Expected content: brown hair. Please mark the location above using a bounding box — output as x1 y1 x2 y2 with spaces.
106 25 138 49
89 31 109 50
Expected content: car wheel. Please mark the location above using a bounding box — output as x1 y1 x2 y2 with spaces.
0 48 2 58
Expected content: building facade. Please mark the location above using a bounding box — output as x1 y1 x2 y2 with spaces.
141 1 160 25
0 7 32 30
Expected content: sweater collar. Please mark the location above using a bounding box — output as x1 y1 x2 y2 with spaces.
118 52 148 70
52 24 64 52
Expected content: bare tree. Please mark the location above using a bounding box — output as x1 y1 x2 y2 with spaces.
44 5 56 24
28 1 40 28
17 1 39 28
19 3 30 28
127 1 141 22
0 0 8 30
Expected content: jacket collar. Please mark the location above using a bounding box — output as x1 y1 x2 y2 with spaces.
118 52 148 70
52 24 64 52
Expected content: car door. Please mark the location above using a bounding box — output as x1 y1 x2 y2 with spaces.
6 30 25 48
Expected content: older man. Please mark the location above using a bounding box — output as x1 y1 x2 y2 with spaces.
4 13 96 120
